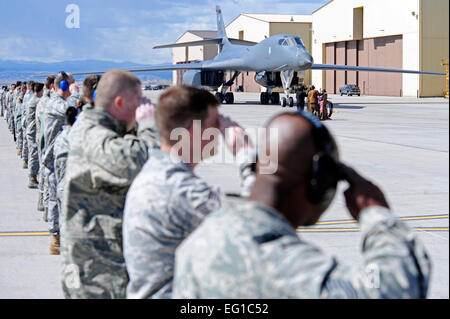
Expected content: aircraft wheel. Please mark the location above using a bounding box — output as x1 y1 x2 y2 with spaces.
260 92 269 105
281 97 287 108
215 93 225 103
288 97 294 108
270 93 280 105
225 93 234 104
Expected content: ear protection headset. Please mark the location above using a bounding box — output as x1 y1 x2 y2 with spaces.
294 111 342 207
92 75 101 101
58 71 70 92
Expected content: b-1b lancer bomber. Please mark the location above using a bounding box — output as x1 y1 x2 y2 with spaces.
67 6 446 107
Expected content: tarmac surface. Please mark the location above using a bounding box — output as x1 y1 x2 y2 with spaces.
0 92 448 299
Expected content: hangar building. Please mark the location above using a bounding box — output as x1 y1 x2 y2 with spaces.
172 0 448 97
312 0 449 97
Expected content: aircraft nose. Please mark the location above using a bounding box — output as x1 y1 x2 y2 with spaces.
297 49 314 69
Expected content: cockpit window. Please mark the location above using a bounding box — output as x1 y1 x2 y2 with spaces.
295 37 305 48
279 37 305 48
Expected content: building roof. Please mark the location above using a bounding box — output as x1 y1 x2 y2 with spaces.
312 0 334 14
243 14 312 23
186 30 218 39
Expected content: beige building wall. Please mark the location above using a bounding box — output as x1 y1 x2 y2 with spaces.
420 0 449 97
226 15 270 43
172 32 219 86
270 22 312 86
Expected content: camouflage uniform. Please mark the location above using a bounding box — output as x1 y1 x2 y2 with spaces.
54 125 71 215
21 91 33 163
7 90 15 133
123 148 256 299
43 93 68 236
173 197 431 299
15 93 24 153
66 92 80 109
26 94 40 177
0 89 4 117
61 107 159 299
36 90 52 208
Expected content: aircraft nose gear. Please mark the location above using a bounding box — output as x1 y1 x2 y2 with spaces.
280 70 295 108
280 97 294 108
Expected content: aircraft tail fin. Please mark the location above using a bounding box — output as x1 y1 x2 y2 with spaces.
216 6 230 49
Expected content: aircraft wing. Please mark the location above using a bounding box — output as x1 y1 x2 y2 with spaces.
311 64 445 76
154 38 256 49
32 62 206 78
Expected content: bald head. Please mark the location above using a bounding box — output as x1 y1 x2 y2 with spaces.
261 113 317 188
251 112 340 227
95 70 141 110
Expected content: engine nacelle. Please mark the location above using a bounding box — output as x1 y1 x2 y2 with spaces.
255 71 301 88
183 71 225 89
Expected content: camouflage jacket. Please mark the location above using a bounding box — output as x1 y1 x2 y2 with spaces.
25 94 39 136
67 92 80 109
14 93 25 131
54 125 71 193
43 93 68 168
60 107 159 299
36 91 51 152
21 91 32 127
123 148 256 299
173 197 431 299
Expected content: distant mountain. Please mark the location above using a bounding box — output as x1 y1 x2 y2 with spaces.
0 59 172 85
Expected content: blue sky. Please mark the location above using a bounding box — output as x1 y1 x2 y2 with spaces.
0 0 328 64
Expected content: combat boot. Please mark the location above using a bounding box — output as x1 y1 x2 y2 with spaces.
28 175 38 189
23 161 28 169
43 207 48 222
37 193 44 212
50 235 60 255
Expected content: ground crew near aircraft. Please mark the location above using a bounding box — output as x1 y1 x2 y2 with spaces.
54 106 77 215
123 86 256 299
60 70 159 299
296 84 307 112
36 76 55 213
173 111 431 299
43 72 73 255
26 82 44 189
307 85 320 116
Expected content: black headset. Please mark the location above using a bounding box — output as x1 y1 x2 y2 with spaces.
294 111 342 207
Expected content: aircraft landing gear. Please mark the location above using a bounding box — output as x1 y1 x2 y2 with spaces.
218 71 240 105
215 92 224 103
280 69 295 108
260 92 280 105
224 92 234 104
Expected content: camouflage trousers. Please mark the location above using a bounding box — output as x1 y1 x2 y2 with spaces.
26 126 39 176
45 166 59 235
16 129 23 153
61 238 129 299
22 125 28 163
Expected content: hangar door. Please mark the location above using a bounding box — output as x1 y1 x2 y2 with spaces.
324 35 403 96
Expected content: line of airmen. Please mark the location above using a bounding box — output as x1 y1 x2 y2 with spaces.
0 71 431 299
1 73 80 254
